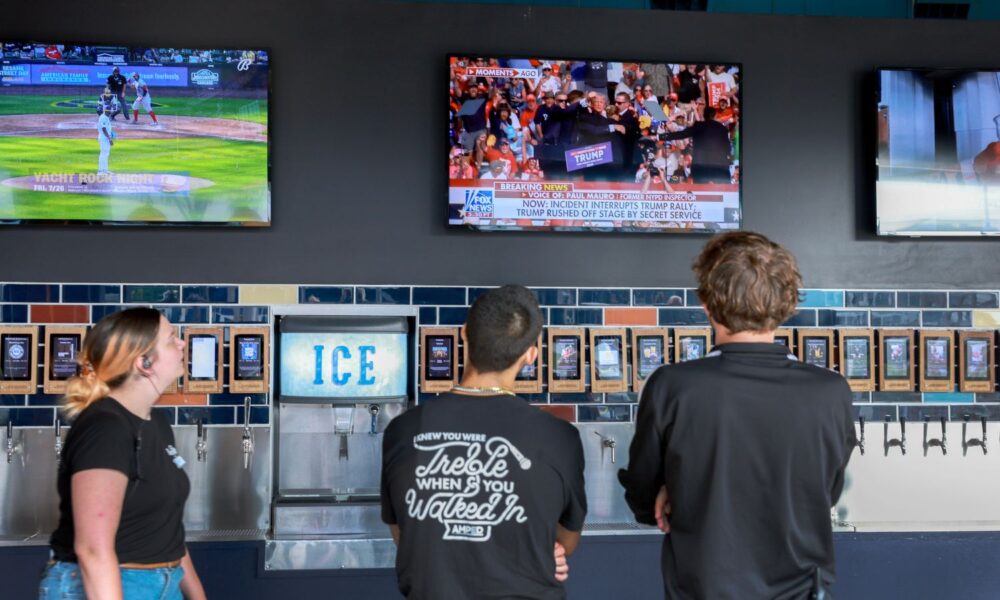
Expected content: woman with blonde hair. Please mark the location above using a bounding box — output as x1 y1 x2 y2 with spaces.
39 307 206 600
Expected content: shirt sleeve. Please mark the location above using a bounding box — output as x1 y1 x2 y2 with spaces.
66 413 134 477
830 380 857 505
617 368 669 526
558 424 587 532
380 420 398 525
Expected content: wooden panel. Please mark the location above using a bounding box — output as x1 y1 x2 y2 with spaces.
798 329 835 370
0 326 39 394
838 329 875 392
918 330 955 393
630 327 669 392
673 328 712 363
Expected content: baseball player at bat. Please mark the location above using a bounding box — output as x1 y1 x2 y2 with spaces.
130 72 159 126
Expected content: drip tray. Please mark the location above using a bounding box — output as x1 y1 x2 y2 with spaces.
273 500 386 538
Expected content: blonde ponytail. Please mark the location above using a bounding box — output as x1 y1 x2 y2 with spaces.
60 308 161 419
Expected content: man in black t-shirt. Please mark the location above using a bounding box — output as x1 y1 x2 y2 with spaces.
381 285 587 600
619 232 856 599
106 66 130 121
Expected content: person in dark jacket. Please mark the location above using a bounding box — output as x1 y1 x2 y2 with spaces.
106 66 130 121
619 231 856 600
659 105 732 183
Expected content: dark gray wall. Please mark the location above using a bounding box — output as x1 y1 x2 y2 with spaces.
2 1 998 287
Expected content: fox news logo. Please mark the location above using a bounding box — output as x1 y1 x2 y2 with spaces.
464 189 494 218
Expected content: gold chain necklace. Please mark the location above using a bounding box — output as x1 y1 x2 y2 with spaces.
451 385 517 397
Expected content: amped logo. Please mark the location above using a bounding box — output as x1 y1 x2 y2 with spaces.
405 432 531 542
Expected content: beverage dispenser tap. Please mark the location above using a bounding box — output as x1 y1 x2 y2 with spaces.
368 404 380 435
55 420 63 464
857 416 865 456
6 422 16 464
593 431 617 464
333 406 354 460
883 415 906 456
241 396 254 469
962 414 988 456
922 416 947 456
196 418 208 462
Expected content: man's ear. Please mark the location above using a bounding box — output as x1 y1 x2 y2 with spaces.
523 344 539 368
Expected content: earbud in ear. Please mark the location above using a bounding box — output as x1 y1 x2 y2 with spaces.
142 356 152 369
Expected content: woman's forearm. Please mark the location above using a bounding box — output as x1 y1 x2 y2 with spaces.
77 549 123 600
179 548 207 600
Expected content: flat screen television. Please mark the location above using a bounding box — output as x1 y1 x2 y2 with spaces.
0 40 269 225
448 56 741 232
876 68 1000 236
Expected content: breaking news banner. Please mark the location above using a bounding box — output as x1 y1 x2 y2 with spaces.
450 181 738 231
448 55 742 233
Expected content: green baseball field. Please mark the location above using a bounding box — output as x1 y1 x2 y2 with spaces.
0 94 269 224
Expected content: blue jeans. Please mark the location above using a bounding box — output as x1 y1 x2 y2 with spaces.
39 560 185 600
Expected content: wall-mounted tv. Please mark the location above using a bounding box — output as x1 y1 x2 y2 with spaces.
448 56 741 233
876 68 1000 236
0 41 269 225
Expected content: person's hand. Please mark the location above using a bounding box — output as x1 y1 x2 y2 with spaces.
655 485 672 533
554 542 569 582
614 124 625 134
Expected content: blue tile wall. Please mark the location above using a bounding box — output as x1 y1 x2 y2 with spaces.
212 306 269 324
236 405 270 425
955 405 1000 421
0 396 25 407
439 307 469 325
799 290 845 308
299 286 354 304
0 407 56 427
924 393 974 404
685 290 701 306
0 305 28 323
782 310 817 327
550 308 603 325
870 311 920 327
897 292 947 308
356 287 410 304
658 308 709 326
817 310 869 327
578 405 632 422
63 285 122 303
183 285 239 304
949 292 999 309
419 307 437 324
124 285 179 303
632 289 685 306
845 291 895 308
854 405 898 421
579 289 630 306
0 284 59 302
91 305 127 321
922 310 972 328
156 305 211 324
413 287 465 305
178 406 236 425
532 288 577 306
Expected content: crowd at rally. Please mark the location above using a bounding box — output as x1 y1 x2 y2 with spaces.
449 57 740 185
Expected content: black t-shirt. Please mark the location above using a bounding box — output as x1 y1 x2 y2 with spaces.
107 73 127 95
619 343 856 600
49 397 190 564
381 394 587 600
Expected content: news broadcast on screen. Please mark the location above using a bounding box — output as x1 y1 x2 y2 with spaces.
448 56 741 233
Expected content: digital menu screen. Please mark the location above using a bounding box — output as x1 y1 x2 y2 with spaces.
516 355 538 381
636 336 664 379
1 334 31 381
552 336 580 380
679 336 706 362
189 335 218 380
843 337 870 379
593 336 623 381
965 339 990 381
234 334 264 381
424 336 454 381
803 337 829 369
49 334 81 381
923 338 950 380
883 337 910 379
